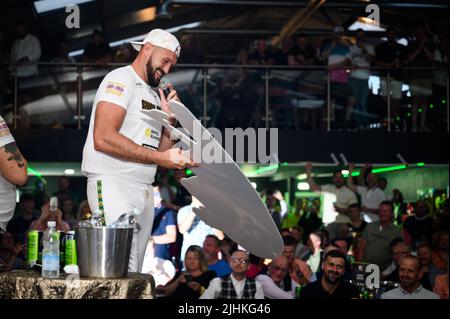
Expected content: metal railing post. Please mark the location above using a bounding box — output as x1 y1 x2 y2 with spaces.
326 68 331 131
75 66 83 130
447 74 449 132
387 71 391 132
264 68 270 129
202 67 209 127
12 69 18 129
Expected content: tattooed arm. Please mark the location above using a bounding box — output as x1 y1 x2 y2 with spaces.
0 142 28 186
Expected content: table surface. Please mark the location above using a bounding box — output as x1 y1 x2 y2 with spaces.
0 269 155 299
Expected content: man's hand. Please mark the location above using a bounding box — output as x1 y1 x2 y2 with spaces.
158 148 196 170
187 281 201 292
273 190 284 201
159 83 180 127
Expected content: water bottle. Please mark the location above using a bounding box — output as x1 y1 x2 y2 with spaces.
42 221 60 278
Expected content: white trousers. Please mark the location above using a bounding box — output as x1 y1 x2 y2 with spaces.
86 176 154 273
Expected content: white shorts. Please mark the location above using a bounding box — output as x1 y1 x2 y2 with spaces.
0 189 16 232
380 78 403 100
86 176 154 273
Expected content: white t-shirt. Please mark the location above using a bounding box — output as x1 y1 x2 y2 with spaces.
82 66 163 185
0 116 17 230
357 186 387 223
349 43 375 80
10 34 41 77
320 184 358 224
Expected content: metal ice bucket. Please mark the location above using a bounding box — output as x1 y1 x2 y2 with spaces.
75 227 134 278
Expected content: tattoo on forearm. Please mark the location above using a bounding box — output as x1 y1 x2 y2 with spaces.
4 142 25 168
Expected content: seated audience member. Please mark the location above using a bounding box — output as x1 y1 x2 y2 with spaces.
203 235 232 277
381 238 409 279
300 250 359 299
381 255 439 299
219 236 238 261
152 186 177 260
280 228 291 237
0 230 25 272
158 245 216 299
246 253 267 279
360 201 403 270
290 226 310 260
403 200 434 248
381 241 431 290
83 29 112 64
29 202 70 233
6 193 39 243
432 231 449 271
141 238 175 287
306 231 323 273
76 200 92 221
417 242 446 287
256 255 299 299
282 236 312 285
315 241 353 281
433 272 449 299
61 198 77 230
200 250 264 299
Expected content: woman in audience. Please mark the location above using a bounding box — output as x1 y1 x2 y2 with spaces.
158 245 216 299
0 230 25 272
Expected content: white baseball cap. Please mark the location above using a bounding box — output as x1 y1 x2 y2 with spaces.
130 29 181 57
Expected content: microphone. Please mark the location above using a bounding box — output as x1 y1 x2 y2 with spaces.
159 81 171 98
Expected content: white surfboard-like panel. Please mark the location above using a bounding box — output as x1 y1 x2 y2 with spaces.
141 100 283 259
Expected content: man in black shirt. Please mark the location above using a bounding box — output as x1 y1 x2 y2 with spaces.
6 193 39 244
83 30 112 64
288 33 316 65
403 200 434 249
300 250 359 299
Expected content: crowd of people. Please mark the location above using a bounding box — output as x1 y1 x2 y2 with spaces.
1 163 448 300
1 23 448 130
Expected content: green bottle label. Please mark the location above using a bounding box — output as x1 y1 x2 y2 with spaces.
27 230 39 265
65 239 77 265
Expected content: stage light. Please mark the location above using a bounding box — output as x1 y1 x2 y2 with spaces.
341 170 349 175
297 182 310 191
64 169 75 175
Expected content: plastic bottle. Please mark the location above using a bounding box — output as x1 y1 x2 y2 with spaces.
42 221 60 278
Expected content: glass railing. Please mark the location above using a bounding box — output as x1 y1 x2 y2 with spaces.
0 62 448 132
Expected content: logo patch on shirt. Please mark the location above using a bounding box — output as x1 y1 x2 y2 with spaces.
144 128 160 141
141 99 160 111
105 82 125 96
0 120 11 138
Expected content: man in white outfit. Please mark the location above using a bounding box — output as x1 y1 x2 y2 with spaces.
0 116 28 231
82 29 194 272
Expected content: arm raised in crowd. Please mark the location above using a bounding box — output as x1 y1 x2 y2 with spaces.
305 162 321 192
346 163 358 193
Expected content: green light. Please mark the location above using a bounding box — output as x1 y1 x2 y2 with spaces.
342 171 361 178
407 112 411 117
372 165 407 174
395 116 400 121
416 162 425 167
282 162 289 166
429 104 434 109
418 108 423 113
186 169 193 175
442 99 446 104
255 164 279 175
27 166 42 178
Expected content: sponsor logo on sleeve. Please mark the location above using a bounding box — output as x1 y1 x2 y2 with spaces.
105 82 125 96
0 121 11 138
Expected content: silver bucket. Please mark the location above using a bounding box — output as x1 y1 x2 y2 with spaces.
75 227 134 278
